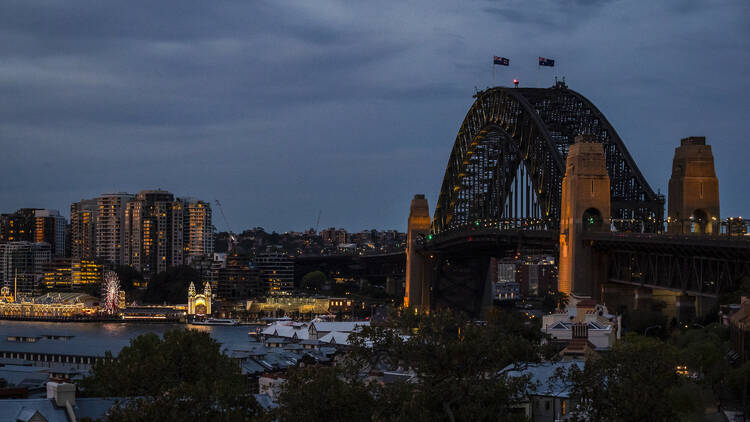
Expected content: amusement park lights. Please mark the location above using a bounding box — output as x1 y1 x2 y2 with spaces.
102 271 121 314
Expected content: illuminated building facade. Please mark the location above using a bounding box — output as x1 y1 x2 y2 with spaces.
246 296 330 315
96 193 134 265
0 242 52 297
43 259 102 289
70 199 98 261
71 191 213 276
0 209 67 258
255 252 294 295
187 281 212 315
319 227 348 245
182 198 214 262
34 209 68 257
217 264 262 300
0 292 100 317
72 260 102 285
125 190 184 275
0 208 37 243
43 259 73 288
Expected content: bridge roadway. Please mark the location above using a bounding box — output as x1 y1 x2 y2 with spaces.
583 232 750 297
422 228 557 254
420 228 750 297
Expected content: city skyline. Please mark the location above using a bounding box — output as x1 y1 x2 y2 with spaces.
0 1 748 233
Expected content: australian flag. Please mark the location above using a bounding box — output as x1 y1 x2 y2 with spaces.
538 57 555 67
493 56 509 66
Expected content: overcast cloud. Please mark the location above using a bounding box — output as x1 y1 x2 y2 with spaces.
0 0 748 232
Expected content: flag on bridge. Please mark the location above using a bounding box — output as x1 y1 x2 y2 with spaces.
493 56 509 66
538 57 555 67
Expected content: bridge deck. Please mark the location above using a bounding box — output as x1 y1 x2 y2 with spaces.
422 229 557 254
582 232 750 260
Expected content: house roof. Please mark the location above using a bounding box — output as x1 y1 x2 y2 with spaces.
0 397 125 422
0 365 49 388
261 323 310 340
319 331 352 345
253 394 279 411
310 321 370 334
505 361 584 398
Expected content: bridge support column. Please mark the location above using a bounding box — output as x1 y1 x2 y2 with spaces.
559 136 611 302
676 294 696 323
634 287 653 311
404 195 432 312
668 136 720 235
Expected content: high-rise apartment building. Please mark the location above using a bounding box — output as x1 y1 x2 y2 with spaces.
34 210 68 257
70 190 213 276
182 198 214 263
125 190 184 275
1 209 67 258
70 199 98 261
96 193 134 265
0 208 39 242
0 242 52 297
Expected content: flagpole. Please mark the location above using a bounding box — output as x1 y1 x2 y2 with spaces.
537 64 540 88
493 62 495 85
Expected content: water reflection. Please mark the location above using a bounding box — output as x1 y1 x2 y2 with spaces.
0 320 258 353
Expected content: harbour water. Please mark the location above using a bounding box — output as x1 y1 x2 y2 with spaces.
0 320 259 356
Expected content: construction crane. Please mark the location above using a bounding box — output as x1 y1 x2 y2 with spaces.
214 200 237 251
315 210 322 233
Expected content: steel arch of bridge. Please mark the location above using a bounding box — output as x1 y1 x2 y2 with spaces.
432 83 664 235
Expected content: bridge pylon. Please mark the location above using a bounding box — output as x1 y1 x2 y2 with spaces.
559 136 611 301
668 136 720 234
404 194 432 312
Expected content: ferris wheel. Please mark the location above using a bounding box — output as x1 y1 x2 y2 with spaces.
102 271 121 314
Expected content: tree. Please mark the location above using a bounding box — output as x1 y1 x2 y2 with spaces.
113 265 145 293
80 329 261 421
564 334 703 421
143 265 200 304
301 270 327 292
346 309 544 421
542 290 568 312
276 366 374 422
625 308 668 336
274 308 540 421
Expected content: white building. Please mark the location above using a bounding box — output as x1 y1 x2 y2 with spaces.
541 300 619 350
258 318 371 346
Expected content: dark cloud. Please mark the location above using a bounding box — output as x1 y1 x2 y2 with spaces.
0 0 748 232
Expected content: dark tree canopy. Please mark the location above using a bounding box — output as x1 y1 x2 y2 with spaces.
301 270 327 292
80 329 261 421
143 265 201 304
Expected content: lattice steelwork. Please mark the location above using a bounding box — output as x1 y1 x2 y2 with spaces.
432 82 664 234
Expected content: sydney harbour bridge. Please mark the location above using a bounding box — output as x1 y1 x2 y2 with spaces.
402 80 750 318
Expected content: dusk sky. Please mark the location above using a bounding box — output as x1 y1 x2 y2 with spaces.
1 0 748 233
